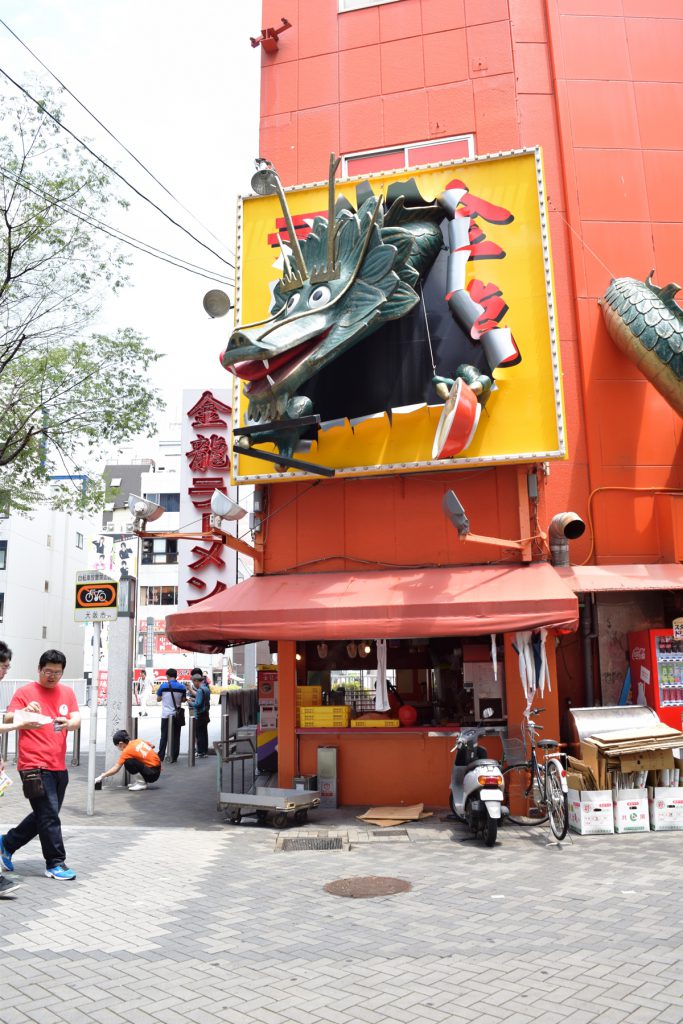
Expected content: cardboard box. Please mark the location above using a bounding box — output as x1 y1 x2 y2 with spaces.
619 749 674 774
648 787 683 831
568 789 615 835
612 788 649 833
566 772 585 792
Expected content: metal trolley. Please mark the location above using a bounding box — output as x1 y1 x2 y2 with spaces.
214 738 320 828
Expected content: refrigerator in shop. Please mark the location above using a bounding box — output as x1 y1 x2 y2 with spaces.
257 665 278 773
628 629 683 730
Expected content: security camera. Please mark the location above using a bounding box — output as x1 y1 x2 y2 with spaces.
127 494 164 524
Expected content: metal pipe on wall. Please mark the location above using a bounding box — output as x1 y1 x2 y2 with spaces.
580 596 596 706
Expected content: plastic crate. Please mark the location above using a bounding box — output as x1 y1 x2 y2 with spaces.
350 718 401 728
296 686 322 706
298 706 351 728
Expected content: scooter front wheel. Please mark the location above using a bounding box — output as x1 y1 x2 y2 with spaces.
483 815 498 847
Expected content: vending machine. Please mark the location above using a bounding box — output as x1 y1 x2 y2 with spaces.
256 665 278 773
629 629 683 730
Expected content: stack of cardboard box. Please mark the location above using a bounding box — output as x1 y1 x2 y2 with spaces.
567 723 683 834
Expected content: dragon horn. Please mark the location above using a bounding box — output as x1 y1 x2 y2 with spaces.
270 171 308 290
311 153 342 284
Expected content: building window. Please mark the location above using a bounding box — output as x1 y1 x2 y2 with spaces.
141 538 178 565
0 540 6 570
110 477 122 488
343 136 475 177
144 493 180 513
338 0 402 11
42 626 47 639
140 585 178 606
44 580 49 592
76 532 84 549
0 593 4 621
46 534 52 547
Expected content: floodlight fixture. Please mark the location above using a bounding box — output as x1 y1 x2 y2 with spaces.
128 493 164 526
210 489 247 521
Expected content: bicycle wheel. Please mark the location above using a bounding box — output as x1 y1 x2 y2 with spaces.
545 760 569 840
503 764 548 825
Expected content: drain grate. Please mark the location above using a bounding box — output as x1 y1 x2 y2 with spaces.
282 837 344 852
372 829 408 838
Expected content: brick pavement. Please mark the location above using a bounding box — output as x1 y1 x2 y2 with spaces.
2 761 683 1024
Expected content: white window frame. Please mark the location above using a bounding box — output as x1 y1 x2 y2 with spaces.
76 532 84 549
339 0 402 11
341 135 475 177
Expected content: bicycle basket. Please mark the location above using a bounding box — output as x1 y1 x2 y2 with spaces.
501 737 527 766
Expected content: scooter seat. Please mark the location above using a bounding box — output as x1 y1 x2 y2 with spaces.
466 759 499 771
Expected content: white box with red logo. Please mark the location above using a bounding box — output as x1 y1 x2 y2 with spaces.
568 789 615 835
612 788 649 833
648 787 683 831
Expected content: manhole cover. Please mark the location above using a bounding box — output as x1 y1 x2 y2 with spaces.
372 829 408 837
324 876 412 898
282 837 343 851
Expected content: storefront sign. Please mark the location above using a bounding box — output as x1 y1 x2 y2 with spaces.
230 148 565 482
178 389 238 610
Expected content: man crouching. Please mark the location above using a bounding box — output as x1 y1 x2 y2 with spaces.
95 731 161 791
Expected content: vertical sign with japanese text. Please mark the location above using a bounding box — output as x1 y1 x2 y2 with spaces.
178 390 239 611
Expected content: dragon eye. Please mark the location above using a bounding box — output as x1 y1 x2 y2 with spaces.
286 293 301 313
308 286 331 308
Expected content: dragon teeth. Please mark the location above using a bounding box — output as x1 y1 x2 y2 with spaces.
266 374 276 387
263 359 270 369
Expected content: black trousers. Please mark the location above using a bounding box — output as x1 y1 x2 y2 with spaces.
158 717 182 762
4 769 68 869
195 714 209 755
125 757 161 783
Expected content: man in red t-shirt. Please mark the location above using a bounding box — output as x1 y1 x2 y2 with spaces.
0 649 81 882
95 730 162 791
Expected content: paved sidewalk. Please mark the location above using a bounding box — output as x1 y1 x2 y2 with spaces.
2 753 683 1024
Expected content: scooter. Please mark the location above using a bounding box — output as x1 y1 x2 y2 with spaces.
449 726 507 847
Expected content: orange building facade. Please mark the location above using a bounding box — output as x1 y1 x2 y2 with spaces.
168 0 683 807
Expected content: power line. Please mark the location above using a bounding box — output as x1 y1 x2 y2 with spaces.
0 16 236 261
0 65 236 270
1 165 234 285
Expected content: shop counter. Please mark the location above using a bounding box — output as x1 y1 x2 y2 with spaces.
296 726 503 808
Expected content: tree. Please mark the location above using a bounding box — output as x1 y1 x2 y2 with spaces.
0 85 163 512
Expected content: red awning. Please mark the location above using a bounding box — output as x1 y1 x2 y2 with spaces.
556 563 683 593
166 562 578 652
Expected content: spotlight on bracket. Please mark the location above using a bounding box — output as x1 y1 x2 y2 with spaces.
210 490 247 521
128 493 164 530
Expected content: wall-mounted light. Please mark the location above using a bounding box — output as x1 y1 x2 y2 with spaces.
346 641 357 659
359 642 372 658
316 642 328 659
295 651 302 662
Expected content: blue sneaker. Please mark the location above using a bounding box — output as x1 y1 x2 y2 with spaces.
0 835 13 871
45 864 76 881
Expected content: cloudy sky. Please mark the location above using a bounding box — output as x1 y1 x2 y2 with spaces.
0 0 262 436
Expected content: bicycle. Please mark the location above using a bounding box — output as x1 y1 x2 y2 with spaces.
502 706 569 840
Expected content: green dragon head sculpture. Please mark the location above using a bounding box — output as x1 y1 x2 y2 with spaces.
222 192 443 437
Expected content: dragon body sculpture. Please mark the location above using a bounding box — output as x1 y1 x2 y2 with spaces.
222 156 519 468
599 272 683 417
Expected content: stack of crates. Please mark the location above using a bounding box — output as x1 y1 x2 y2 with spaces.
296 685 322 708
297 706 351 728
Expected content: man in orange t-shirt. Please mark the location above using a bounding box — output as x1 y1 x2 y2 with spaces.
95 730 161 791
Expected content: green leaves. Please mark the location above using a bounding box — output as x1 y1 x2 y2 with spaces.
0 85 161 514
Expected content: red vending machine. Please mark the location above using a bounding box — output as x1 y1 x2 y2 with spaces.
628 629 683 730
256 666 278 774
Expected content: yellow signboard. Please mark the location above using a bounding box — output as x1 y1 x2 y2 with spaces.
228 148 565 483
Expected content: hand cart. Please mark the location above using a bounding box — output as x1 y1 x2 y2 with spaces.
218 786 321 828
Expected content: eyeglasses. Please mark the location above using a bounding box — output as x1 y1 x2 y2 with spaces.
41 668 63 678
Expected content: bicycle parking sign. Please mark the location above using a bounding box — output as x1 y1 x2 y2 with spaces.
75 571 119 622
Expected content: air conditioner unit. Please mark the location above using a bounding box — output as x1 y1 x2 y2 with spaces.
102 522 116 533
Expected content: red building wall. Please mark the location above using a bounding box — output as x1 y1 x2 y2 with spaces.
255 0 681 567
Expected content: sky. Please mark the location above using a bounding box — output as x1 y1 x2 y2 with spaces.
0 0 262 441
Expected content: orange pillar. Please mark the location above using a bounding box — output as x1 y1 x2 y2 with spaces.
277 639 297 787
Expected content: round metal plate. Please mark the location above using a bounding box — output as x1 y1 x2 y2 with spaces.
323 876 412 898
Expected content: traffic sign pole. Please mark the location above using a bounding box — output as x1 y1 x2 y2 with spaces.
86 619 101 816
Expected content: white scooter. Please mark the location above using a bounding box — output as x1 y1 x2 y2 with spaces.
449 726 507 847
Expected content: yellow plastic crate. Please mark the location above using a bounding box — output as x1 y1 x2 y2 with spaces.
298 706 351 728
296 686 322 706
350 718 401 728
